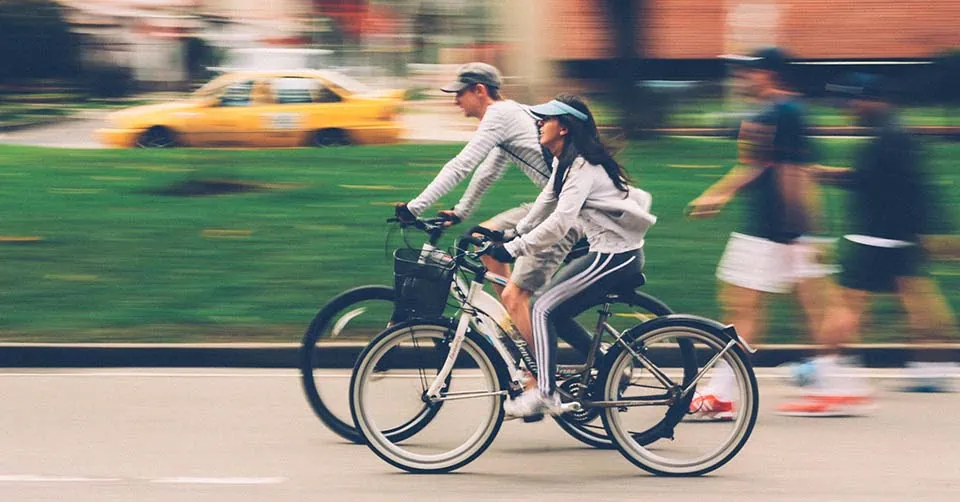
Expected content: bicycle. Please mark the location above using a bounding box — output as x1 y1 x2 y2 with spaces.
300 217 674 447
348 231 760 475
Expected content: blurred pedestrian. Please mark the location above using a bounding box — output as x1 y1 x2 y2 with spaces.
686 47 845 419
802 73 958 399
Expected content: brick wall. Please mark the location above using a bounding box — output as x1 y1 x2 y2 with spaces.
546 0 960 60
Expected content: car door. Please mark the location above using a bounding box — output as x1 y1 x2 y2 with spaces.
275 76 347 146
254 77 314 147
186 79 260 147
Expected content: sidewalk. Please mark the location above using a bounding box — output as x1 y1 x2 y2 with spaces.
2 342 957 369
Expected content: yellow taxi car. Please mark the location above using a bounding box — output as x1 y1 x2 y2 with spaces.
97 70 403 148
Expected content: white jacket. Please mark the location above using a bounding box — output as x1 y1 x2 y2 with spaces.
504 156 656 257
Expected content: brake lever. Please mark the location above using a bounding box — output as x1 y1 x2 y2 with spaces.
469 242 494 258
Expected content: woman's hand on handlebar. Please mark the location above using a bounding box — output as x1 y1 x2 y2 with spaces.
487 244 516 263
487 228 517 243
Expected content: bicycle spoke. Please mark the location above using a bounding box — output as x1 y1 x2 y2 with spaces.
603 325 759 476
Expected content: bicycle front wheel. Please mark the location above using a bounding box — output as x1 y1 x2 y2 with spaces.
350 322 506 473
600 318 759 476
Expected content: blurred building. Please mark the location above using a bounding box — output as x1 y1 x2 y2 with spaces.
58 0 315 89
542 0 959 83
53 0 959 94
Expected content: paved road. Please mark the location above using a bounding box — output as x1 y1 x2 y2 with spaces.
0 114 108 149
0 368 956 502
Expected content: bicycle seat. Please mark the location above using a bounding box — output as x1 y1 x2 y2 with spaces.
605 272 646 299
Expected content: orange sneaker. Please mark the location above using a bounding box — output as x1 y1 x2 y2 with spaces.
776 394 875 417
686 393 735 422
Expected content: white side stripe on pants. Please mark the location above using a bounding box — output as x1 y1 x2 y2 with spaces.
532 253 638 393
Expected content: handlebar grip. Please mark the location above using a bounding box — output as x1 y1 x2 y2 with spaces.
455 234 486 255
467 226 497 239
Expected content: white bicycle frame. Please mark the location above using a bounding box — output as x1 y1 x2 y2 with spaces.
415 242 527 398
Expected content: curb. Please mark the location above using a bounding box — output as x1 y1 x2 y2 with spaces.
1 343 958 369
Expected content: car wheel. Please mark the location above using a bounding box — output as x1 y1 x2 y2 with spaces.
311 129 350 147
136 127 178 148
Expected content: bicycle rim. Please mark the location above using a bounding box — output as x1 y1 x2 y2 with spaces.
556 290 675 449
603 326 758 476
351 324 504 473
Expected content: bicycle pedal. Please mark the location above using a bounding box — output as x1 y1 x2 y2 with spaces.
522 413 545 423
560 402 582 413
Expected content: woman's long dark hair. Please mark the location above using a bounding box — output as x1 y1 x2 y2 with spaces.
551 94 631 195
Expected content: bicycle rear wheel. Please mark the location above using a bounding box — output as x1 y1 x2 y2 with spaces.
350 322 506 473
553 290 673 449
600 317 759 476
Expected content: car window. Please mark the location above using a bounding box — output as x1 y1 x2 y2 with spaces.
316 71 371 95
219 80 255 107
273 77 342 104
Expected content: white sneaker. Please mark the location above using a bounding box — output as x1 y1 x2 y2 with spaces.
503 389 562 419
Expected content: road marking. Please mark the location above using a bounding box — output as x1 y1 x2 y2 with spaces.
0 474 285 485
0 475 121 483
151 477 285 485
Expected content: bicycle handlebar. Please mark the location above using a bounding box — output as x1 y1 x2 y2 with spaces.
386 217 494 271
386 216 449 245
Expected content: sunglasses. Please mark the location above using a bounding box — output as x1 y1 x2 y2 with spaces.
535 116 560 127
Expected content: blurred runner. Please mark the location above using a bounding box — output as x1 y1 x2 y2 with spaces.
687 47 847 419
802 73 958 401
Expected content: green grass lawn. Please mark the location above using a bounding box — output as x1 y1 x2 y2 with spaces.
589 99 959 128
0 139 957 343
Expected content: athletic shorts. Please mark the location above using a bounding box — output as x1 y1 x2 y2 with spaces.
716 232 838 294
837 235 924 293
484 204 582 293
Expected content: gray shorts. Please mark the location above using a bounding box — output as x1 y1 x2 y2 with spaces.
484 204 582 293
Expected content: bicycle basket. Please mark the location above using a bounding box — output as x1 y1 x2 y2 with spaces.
393 248 457 319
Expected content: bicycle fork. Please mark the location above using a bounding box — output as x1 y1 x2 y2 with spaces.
425 281 515 401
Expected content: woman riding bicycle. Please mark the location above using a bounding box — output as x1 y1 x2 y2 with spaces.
489 94 657 418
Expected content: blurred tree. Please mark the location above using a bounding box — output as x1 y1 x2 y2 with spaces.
604 0 663 138
0 0 80 83
185 37 223 84
82 64 133 98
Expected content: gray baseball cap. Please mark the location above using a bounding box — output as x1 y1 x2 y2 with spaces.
440 62 503 93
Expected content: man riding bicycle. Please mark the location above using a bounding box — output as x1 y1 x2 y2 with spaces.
395 62 588 357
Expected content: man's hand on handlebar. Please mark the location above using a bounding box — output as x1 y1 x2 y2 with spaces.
394 203 416 224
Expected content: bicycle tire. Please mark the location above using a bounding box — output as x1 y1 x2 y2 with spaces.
552 290 674 450
300 285 440 444
600 317 760 476
350 321 507 473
